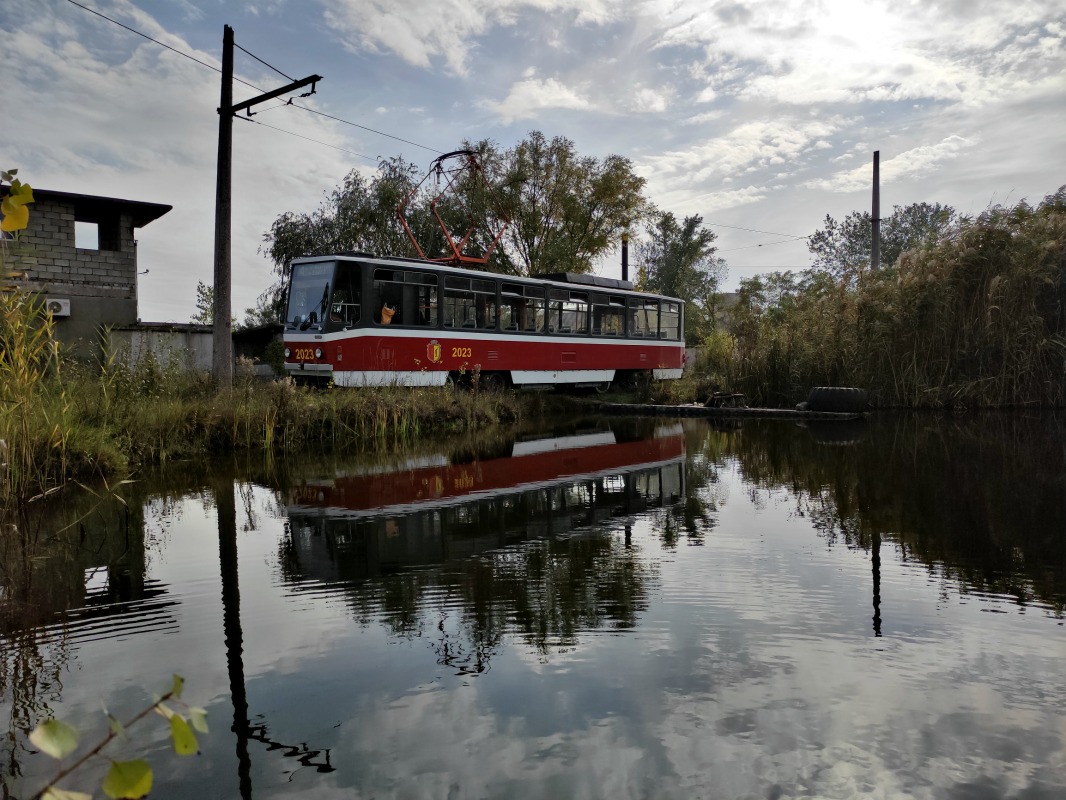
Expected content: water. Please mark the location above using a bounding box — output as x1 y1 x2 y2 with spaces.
2 414 1064 799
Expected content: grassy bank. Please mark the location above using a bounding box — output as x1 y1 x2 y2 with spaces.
0 305 520 507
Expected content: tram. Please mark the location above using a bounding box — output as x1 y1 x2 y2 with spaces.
282 251 685 389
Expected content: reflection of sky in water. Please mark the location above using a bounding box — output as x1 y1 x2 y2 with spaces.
3 423 1065 800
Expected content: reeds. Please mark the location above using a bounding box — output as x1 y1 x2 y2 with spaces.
713 187 1066 408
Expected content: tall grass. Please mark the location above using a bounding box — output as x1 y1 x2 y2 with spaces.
710 187 1066 408
0 313 521 505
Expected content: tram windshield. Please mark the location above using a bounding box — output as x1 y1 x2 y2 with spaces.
286 261 335 328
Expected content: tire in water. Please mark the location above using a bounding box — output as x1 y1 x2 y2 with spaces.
805 386 868 413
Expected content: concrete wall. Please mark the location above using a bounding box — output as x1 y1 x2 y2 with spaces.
108 327 213 373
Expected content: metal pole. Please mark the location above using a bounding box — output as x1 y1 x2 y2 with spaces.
871 150 880 274
212 24 234 388
621 232 629 283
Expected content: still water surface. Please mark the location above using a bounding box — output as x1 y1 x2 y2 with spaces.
1 414 1064 799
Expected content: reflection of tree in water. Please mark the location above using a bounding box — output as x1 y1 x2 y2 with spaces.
717 415 1066 615
0 487 149 793
656 422 733 549
281 466 680 668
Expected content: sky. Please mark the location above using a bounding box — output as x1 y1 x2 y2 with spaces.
2 0 1063 323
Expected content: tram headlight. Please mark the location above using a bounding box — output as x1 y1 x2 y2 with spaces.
284 347 291 358
314 348 323 359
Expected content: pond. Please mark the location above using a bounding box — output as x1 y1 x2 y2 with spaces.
1 413 1064 799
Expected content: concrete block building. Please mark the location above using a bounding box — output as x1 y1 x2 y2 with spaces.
3 187 171 357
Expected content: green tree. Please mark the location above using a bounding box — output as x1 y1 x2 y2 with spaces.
636 212 727 343
472 131 648 276
808 202 956 283
191 280 213 325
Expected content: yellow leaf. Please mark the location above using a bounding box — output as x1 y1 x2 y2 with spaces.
29 719 80 760
188 707 209 734
43 787 92 800
170 674 184 699
169 715 199 756
102 759 153 799
1 202 29 232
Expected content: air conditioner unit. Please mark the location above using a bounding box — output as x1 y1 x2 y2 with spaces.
46 298 71 317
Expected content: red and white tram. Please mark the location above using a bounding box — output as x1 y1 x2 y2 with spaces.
283 252 685 389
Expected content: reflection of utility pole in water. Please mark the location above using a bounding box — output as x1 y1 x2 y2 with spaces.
217 481 335 792
871 530 882 637
216 478 253 800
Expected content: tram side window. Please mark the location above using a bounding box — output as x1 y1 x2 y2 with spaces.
405 271 438 327
628 299 660 338
591 295 624 336
473 279 497 329
500 284 546 333
373 268 438 326
546 290 566 333
562 293 589 334
327 262 361 328
660 302 681 340
444 277 497 329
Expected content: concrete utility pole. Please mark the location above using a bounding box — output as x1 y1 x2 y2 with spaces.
212 24 322 388
212 25 234 388
871 150 881 274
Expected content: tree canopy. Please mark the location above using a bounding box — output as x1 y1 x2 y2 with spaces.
470 131 648 276
807 202 957 283
262 131 648 280
637 211 727 344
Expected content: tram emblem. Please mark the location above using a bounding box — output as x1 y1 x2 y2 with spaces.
427 340 442 364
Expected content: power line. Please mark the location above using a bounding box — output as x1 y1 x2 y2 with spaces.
236 115 377 162
62 0 260 91
61 0 441 155
234 42 292 81
706 221 808 239
283 104 443 154
719 238 806 253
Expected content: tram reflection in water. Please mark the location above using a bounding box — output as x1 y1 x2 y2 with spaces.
285 422 685 580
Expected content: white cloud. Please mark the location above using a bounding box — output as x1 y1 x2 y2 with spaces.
320 0 625 75
484 76 593 123
2 0 356 322
807 135 973 192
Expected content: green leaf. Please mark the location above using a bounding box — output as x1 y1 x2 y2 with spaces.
102 759 153 799
188 707 209 734
170 674 184 700
169 715 199 756
43 787 92 800
29 719 80 760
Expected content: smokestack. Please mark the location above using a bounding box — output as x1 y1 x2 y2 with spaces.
872 150 880 273
621 232 629 282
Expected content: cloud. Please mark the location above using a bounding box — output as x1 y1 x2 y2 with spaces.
2 0 356 322
807 135 973 192
320 0 625 75
484 75 593 123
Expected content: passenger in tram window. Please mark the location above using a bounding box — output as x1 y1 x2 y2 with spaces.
380 303 396 324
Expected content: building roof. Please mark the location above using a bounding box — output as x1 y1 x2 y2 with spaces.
2 187 172 228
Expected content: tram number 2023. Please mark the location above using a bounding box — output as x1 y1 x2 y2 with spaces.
451 347 472 358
